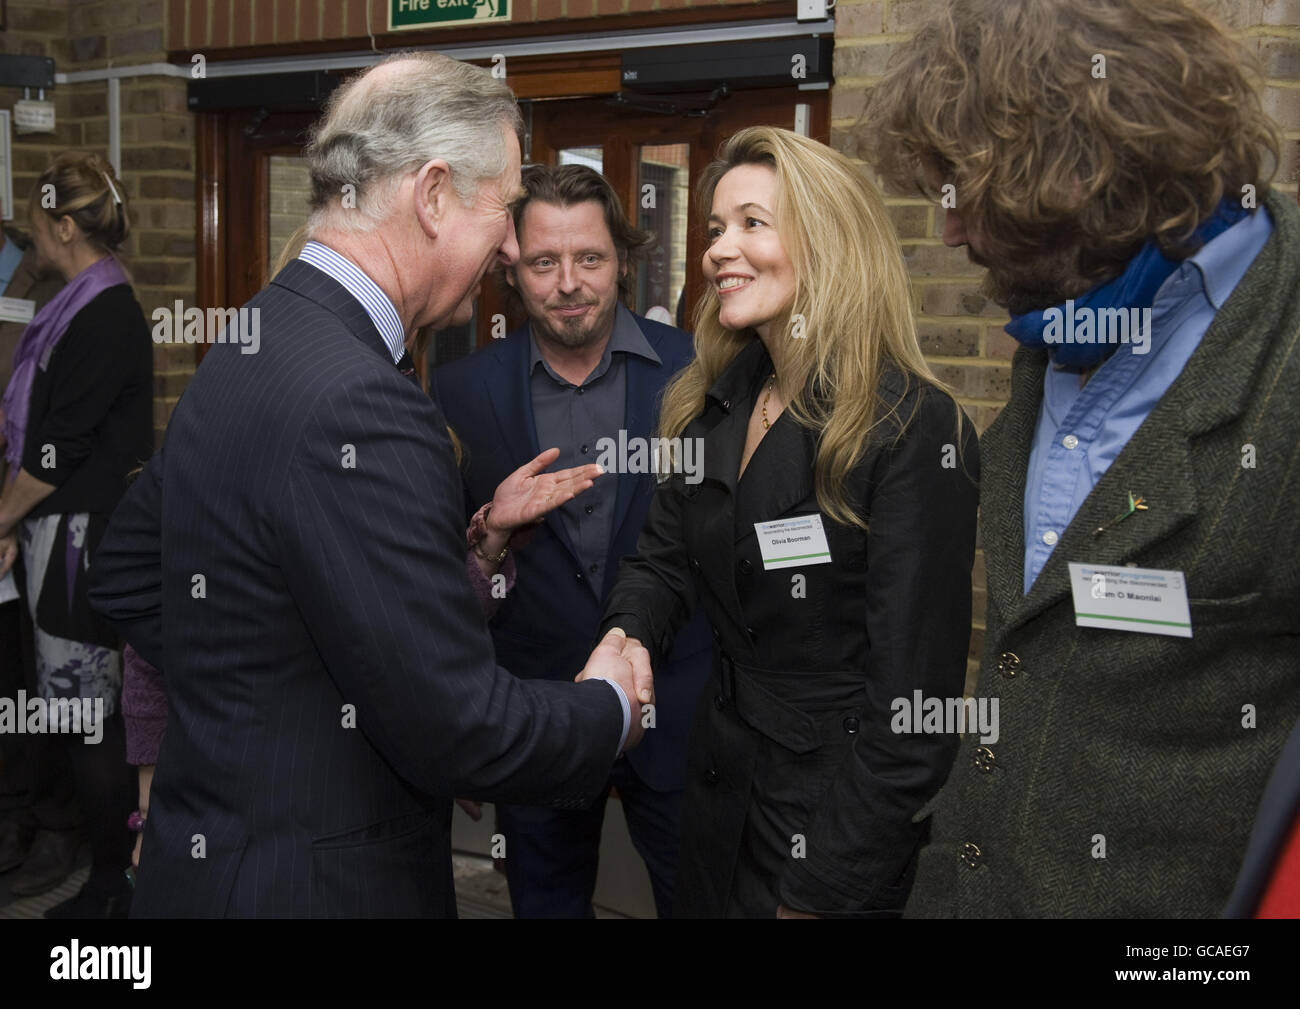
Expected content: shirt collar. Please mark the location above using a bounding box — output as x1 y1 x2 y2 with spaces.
528 302 662 383
1157 204 1274 312
705 338 770 411
298 240 406 364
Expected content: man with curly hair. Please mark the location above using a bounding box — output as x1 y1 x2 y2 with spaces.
861 0 1300 917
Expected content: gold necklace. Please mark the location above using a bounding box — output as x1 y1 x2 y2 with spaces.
761 372 777 430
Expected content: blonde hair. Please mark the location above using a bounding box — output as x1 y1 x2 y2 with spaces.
271 222 310 280
658 126 959 530
30 151 130 253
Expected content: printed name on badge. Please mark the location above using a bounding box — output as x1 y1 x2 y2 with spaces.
0 297 35 325
754 515 832 570
1067 562 1192 638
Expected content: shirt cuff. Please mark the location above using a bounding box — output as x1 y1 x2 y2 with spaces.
587 677 631 756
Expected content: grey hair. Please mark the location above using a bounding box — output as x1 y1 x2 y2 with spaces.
304 52 522 235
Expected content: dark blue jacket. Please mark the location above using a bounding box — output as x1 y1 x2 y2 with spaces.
433 314 712 792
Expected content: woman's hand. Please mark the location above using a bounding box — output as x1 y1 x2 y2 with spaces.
488 447 604 534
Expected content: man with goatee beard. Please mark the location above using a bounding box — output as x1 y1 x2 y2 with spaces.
433 164 712 918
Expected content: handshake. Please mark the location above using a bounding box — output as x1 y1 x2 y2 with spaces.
576 627 655 751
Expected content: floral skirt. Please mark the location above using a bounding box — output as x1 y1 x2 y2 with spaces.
19 512 120 725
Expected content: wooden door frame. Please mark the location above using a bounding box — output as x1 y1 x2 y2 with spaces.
195 106 319 363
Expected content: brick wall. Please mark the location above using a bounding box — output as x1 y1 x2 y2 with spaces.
0 0 194 446
831 0 1300 682
268 154 312 277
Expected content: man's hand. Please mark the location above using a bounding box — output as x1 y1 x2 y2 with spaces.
0 531 16 579
489 447 604 533
576 627 654 751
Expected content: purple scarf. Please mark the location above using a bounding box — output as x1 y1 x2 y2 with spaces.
1 256 128 479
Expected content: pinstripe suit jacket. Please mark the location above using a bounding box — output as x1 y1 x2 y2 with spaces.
87 259 623 918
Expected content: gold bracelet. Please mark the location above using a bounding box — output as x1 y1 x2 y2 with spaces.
473 537 508 564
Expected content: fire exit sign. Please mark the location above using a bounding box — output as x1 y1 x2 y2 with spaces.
389 0 510 30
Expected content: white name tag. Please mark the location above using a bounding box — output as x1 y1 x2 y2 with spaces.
1067 562 1192 638
754 514 832 570
0 297 34 325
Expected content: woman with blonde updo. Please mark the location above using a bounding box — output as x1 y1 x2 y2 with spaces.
0 152 152 918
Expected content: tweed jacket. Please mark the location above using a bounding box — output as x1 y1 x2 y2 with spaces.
907 189 1300 918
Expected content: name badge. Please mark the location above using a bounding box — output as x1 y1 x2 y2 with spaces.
1067 562 1192 638
754 515 832 570
0 297 34 325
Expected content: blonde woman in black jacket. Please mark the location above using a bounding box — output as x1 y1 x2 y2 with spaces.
600 127 979 917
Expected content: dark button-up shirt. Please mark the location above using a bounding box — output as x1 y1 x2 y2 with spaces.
529 302 661 596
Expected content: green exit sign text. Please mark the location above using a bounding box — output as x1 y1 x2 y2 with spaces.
390 0 510 30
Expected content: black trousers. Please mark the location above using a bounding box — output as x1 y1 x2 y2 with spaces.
0 598 29 816
2 592 133 894
496 757 682 918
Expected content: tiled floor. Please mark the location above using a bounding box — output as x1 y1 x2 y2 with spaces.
0 853 91 919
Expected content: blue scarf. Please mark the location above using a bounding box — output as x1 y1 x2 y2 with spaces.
1004 200 1250 369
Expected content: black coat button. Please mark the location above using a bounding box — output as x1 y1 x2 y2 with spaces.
997 651 1022 678
739 559 753 575
843 716 860 735
960 842 982 868
690 558 702 573
714 694 726 711
705 769 720 785
747 626 757 641
575 572 584 582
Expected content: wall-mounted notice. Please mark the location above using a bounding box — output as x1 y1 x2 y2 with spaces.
390 0 510 31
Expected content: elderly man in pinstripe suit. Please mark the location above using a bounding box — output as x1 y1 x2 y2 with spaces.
87 52 652 918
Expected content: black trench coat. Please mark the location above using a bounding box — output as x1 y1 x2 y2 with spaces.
601 339 980 917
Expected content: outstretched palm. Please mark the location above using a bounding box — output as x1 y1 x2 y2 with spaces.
488 447 604 533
